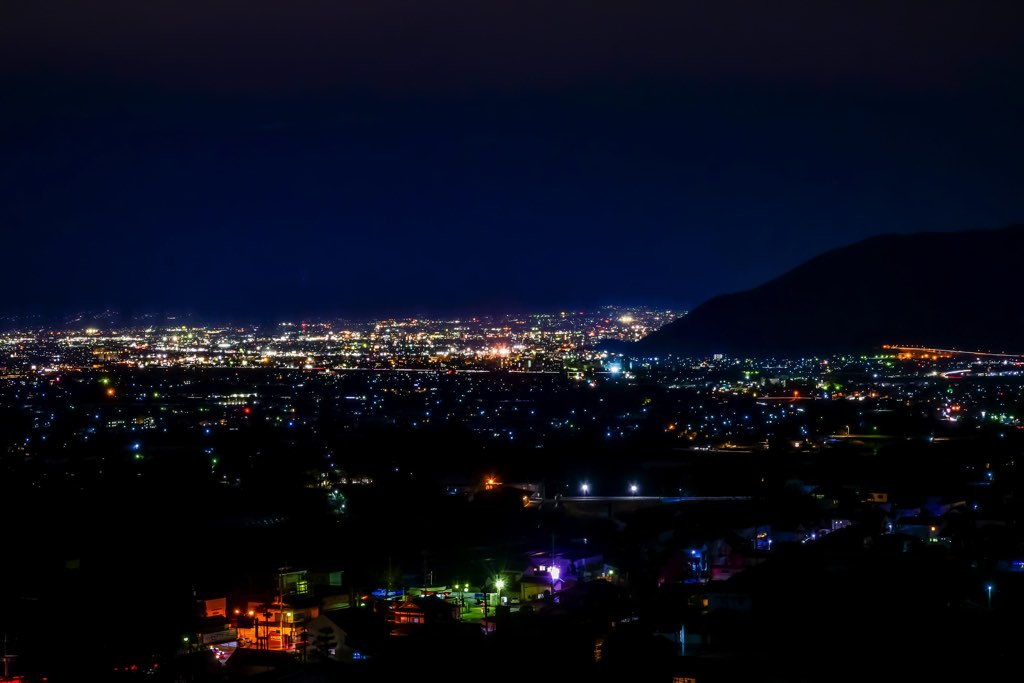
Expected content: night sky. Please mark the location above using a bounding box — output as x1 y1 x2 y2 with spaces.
3 1 1023 323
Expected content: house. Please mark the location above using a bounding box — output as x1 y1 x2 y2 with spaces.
222 564 354 653
390 600 425 628
513 573 557 603
316 607 390 660
387 595 461 635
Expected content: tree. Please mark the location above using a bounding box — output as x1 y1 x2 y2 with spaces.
310 626 337 662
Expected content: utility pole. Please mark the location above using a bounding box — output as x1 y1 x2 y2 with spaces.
2 633 17 681
278 569 286 649
262 611 273 649
551 533 556 598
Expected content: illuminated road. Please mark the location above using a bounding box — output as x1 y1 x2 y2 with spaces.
527 494 752 521
884 344 1024 360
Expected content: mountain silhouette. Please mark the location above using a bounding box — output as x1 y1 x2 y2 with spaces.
635 223 1024 358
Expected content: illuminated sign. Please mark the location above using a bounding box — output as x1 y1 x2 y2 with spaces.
201 629 238 645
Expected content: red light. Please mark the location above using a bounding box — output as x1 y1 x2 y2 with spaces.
244 407 251 414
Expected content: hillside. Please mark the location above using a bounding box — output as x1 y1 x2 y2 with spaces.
635 223 1024 357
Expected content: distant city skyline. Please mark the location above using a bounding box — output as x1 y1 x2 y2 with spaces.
0 302 685 331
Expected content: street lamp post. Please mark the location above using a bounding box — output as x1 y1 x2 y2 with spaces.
485 577 504 633
986 583 994 609
247 610 256 647
2 634 17 682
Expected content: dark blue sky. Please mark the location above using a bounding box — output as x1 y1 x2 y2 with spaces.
2 1 1023 323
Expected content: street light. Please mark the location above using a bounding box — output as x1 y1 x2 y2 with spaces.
581 482 589 496
629 483 638 496
987 583 994 609
494 578 505 632
240 610 255 647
